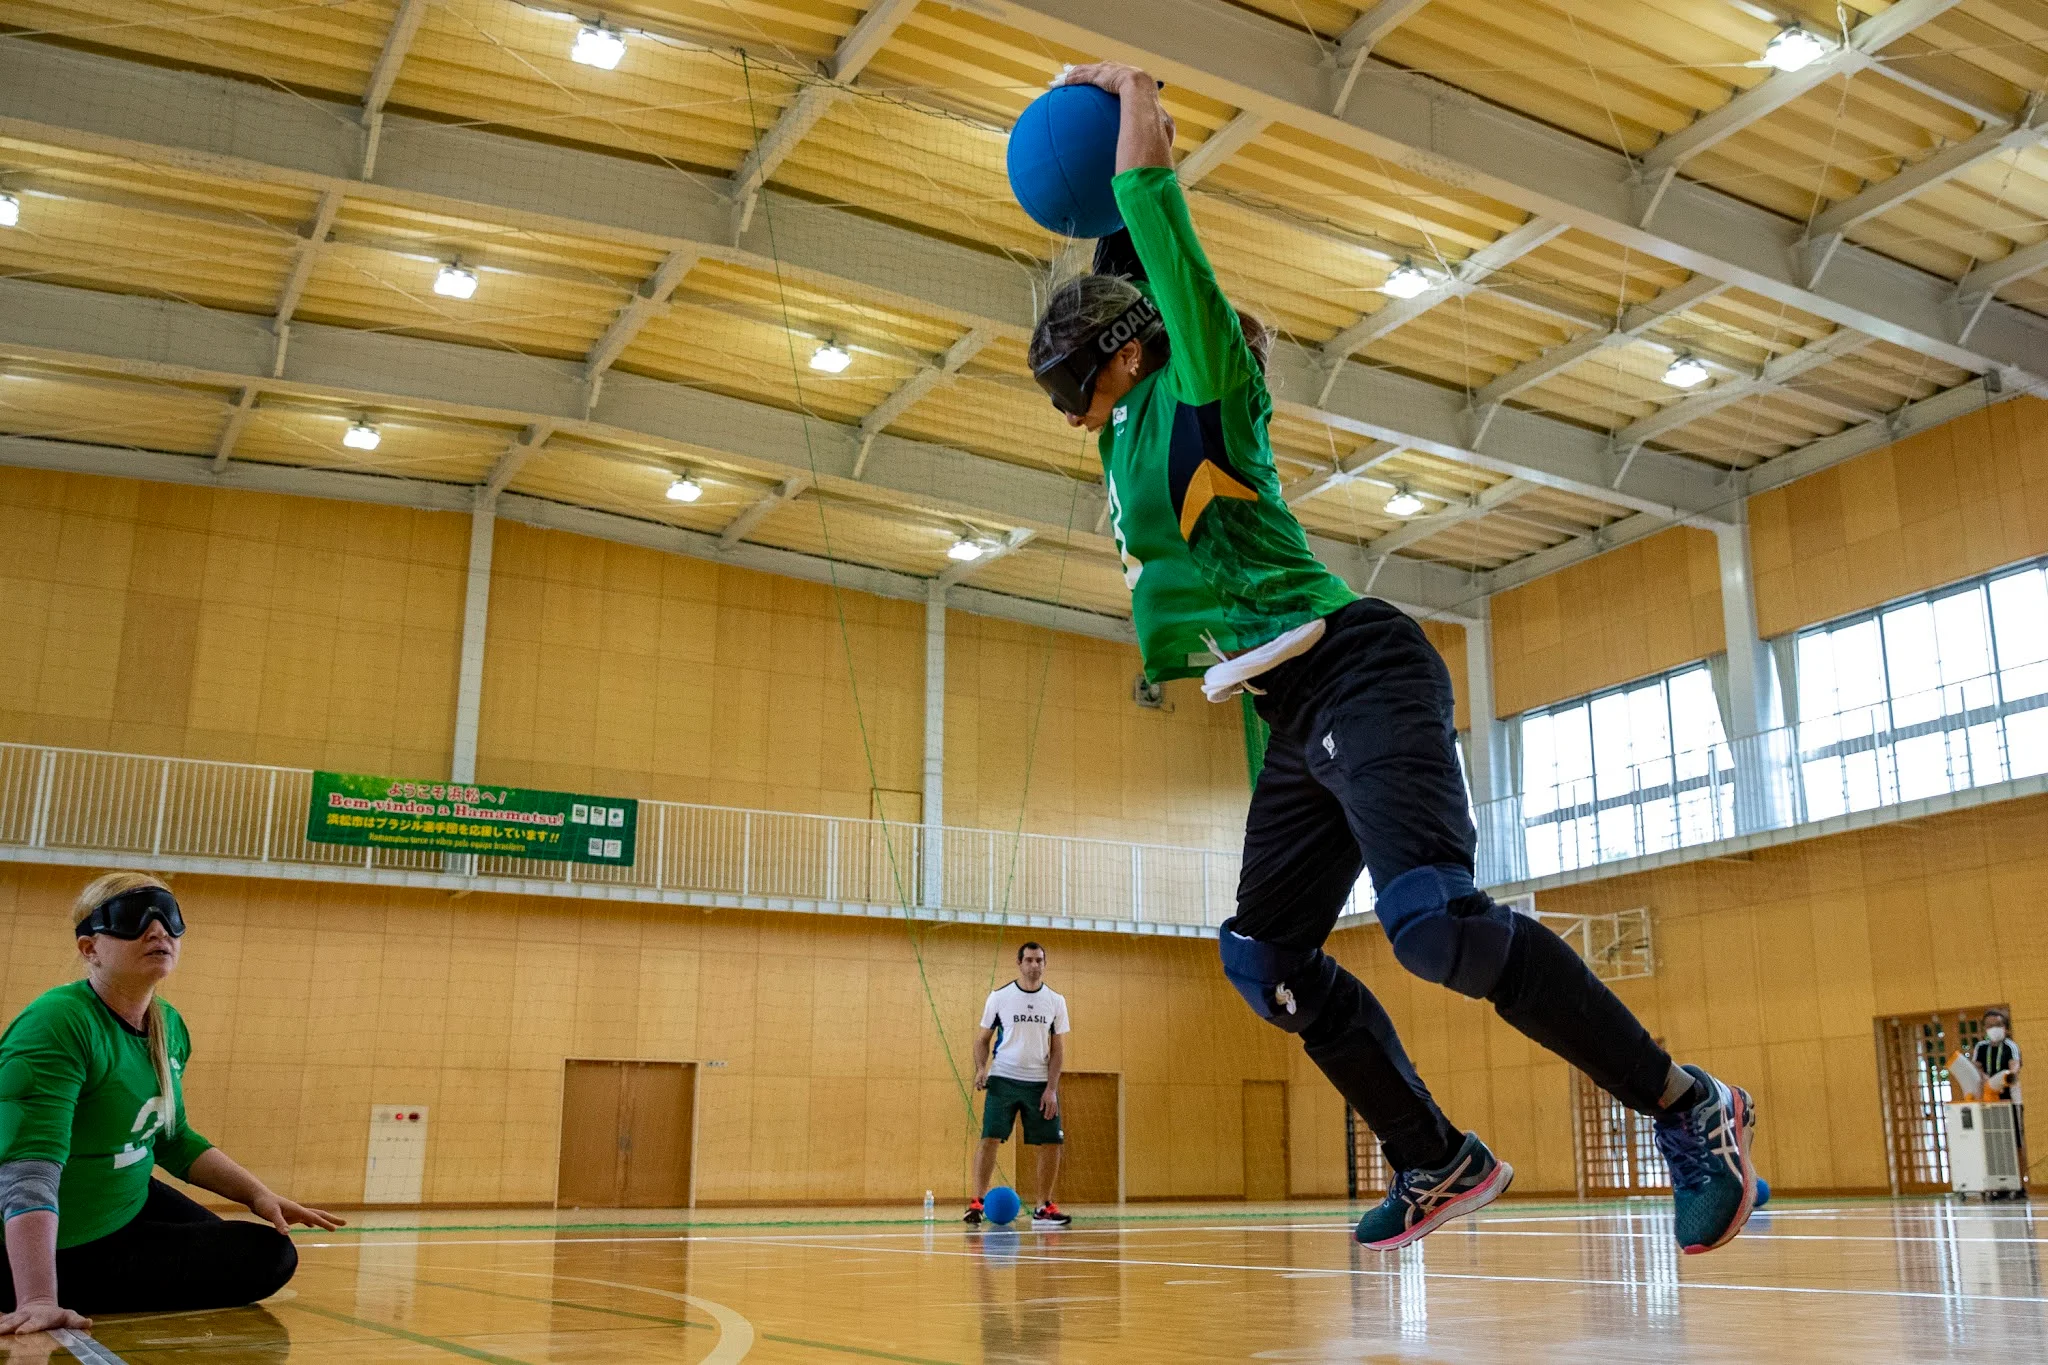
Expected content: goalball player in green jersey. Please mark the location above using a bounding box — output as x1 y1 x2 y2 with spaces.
1 873 341 1334
1025 62 1759 1254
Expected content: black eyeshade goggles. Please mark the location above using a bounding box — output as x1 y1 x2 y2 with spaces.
76 886 186 940
1032 294 1162 418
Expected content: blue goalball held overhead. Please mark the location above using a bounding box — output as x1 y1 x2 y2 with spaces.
1006 84 1125 239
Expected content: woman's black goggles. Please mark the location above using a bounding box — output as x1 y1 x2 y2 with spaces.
76 886 185 940
1032 295 1162 418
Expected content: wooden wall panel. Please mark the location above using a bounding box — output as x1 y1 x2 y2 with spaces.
0 864 1329 1207
1750 395 2048 638
0 467 466 772
1489 527 1725 718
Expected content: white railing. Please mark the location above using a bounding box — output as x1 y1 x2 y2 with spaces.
0 743 1275 934
1478 670 2048 885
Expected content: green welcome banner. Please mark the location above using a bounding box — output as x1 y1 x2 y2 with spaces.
306 771 638 866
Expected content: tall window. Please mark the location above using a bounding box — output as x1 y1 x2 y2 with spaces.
1518 664 1733 877
1794 558 2048 819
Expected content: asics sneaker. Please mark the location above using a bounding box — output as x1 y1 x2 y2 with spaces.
1031 1201 1072 1228
961 1199 984 1226
1353 1131 1513 1250
1652 1064 1757 1254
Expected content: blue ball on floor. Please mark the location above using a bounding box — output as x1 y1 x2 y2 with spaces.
1007 84 1126 239
1754 1177 1772 1209
982 1185 1022 1226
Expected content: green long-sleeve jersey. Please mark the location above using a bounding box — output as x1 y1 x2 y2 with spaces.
1101 166 1356 683
0 980 212 1248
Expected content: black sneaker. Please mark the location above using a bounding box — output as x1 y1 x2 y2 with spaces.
1653 1064 1757 1254
961 1199 984 1226
1353 1132 1513 1250
1031 1201 1071 1228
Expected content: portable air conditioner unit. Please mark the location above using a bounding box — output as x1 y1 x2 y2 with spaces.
1944 1102 2023 1196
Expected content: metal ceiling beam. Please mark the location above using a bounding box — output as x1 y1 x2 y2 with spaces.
1176 110 1271 187
853 327 995 476
1368 477 1532 558
1804 103 2047 246
485 422 554 498
1958 237 2048 302
717 474 811 549
1281 444 1404 505
972 0 2048 396
1471 277 1732 411
360 0 433 177
1614 328 1871 447
1316 216 1567 402
583 247 702 398
0 43 1730 524
0 433 1137 643
1640 0 1965 175
938 527 1037 588
0 274 1483 618
728 0 920 235
212 387 257 472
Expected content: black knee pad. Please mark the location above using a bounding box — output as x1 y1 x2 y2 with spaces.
1373 865 1516 998
1218 918 1340 1036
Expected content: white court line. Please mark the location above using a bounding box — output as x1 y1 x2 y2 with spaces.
49 1328 127 1365
449 1267 755 1363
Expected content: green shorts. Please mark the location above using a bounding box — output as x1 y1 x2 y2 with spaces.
981 1075 1063 1145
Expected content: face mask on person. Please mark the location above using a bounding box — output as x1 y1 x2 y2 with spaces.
1988 1026 2008 1043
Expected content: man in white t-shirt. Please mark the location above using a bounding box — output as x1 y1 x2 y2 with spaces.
965 942 1072 1228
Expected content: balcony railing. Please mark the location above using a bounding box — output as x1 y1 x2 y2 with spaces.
0 743 1289 936
1478 670 2048 886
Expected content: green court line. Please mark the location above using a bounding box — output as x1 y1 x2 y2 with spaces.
404 1270 962 1365
277 1301 534 1364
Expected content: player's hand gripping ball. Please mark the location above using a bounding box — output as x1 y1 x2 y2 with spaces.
981 1185 1023 1226
1006 83 1125 239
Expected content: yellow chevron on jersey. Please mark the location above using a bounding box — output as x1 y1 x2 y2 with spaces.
1178 459 1260 540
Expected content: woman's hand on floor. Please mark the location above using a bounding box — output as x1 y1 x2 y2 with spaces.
248 1191 346 1234
0 1299 91 1336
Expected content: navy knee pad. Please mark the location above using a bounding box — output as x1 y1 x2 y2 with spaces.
1373 864 1516 998
1218 919 1340 1036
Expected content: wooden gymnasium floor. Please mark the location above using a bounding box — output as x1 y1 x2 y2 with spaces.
20 1198 2048 1363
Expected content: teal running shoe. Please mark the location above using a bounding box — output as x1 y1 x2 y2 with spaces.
1353 1131 1513 1250
1653 1064 1758 1254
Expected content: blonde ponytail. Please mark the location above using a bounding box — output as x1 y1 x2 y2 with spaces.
73 870 180 1134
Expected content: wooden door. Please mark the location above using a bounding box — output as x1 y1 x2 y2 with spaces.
1043 1071 1119 1206
558 1061 696 1208
620 1063 695 1207
558 1061 627 1207
1242 1080 1289 1201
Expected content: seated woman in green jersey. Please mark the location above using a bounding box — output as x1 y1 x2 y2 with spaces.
1026 62 1760 1255
1 873 342 1335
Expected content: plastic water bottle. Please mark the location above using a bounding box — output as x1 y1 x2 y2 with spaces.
923 1190 935 1220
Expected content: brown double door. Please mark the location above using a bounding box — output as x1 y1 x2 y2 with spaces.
1012 1071 1120 1207
557 1060 696 1208
1242 1080 1289 1201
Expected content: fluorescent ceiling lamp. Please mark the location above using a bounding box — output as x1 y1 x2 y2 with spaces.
1383 488 1425 518
0 193 17 228
571 23 626 68
946 537 987 562
1761 26 1830 73
666 475 703 503
342 421 381 451
809 342 852 374
1380 261 1432 300
1663 353 1712 389
433 263 479 299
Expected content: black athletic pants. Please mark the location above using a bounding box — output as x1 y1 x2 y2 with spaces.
0 1180 298 1315
1232 597 1675 1172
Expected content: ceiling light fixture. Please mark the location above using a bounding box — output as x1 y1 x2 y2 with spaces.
571 22 626 69
1663 353 1712 389
342 420 382 451
809 342 852 374
946 537 987 562
0 193 18 229
1380 261 1432 300
433 262 479 299
1761 25 1829 73
666 475 703 503
1384 487 1425 518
